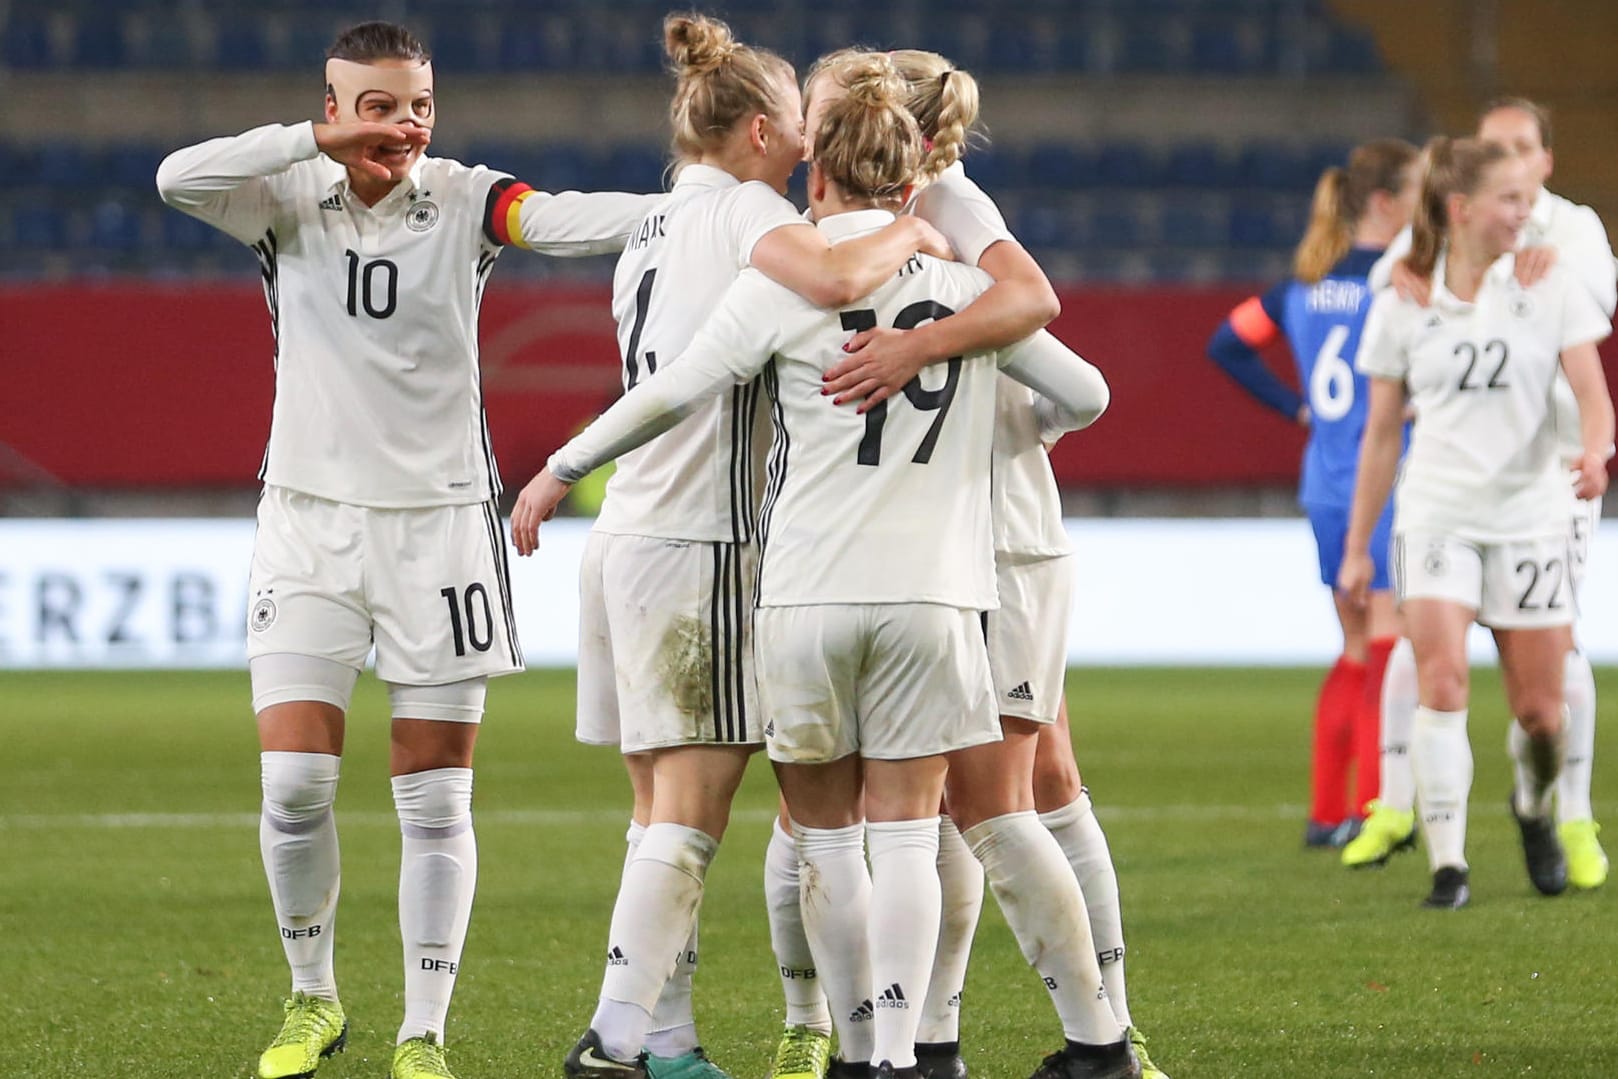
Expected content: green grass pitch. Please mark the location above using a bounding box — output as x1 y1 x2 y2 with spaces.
4 668 1616 1078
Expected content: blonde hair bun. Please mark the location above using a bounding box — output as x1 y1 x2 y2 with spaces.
664 13 740 76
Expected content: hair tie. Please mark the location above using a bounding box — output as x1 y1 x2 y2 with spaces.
923 137 934 152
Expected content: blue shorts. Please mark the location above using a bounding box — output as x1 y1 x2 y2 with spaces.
1306 501 1393 592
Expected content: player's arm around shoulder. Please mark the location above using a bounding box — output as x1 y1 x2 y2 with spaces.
996 328 1110 435
477 165 661 256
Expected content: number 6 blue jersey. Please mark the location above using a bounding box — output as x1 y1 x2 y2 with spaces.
1207 247 1396 509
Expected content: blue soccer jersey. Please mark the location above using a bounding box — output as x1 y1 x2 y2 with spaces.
1207 248 1404 586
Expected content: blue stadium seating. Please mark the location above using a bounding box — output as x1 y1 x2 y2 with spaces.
12 201 71 249
73 18 128 68
88 199 146 251
215 21 270 71
3 15 54 68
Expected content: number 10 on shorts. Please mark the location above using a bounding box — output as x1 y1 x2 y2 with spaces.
441 583 494 656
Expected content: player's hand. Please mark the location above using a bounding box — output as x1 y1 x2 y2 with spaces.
510 468 570 557
1573 451 1609 500
909 217 956 262
1389 260 1432 306
822 327 925 411
1514 244 1557 289
1336 550 1374 609
313 121 431 181
1296 405 1311 428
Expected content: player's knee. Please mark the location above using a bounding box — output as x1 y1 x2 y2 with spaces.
1031 746 1083 810
1510 691 1565 737
261 751 341 824
1416 658 1469 711
392 767 474 835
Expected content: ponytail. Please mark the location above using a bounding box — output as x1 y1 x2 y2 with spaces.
1403 135 1509 281
812 52 925 205
1293 138 1418 283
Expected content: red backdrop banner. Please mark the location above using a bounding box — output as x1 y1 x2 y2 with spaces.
5 283 1614 491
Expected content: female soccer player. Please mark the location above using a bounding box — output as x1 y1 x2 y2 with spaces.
555 15 951 1079
1205 140 1420 851
514 53 1129 1079
155 21 661 1079
1358 99 1617 886
1339 137 1613 909
794 47 1172 1079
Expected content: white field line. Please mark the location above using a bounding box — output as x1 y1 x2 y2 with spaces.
0 803 1310 831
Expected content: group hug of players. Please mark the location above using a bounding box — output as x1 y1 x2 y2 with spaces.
153 10 1612 1079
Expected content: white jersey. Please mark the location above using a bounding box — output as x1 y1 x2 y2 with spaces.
1370 189 1617 462
549 208 1108 609
156 121 656 508
912 163 1072 558
1357 252 1612 540
594 164 804 543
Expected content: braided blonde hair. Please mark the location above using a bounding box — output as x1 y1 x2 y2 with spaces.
807 47 981 184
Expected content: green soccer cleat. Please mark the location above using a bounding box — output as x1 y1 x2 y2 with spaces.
1340 802 1417 868
1559 819 1609 889
257 992 347 1079
647 1047 733 1079
392 1033 456 1079
1127 1028 1169 1079
770 1025 833 1079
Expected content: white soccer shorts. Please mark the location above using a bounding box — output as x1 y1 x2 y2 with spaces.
576 531 761 753
1393 529 1576 630
986 553 1073 724
755 603 1002 765
246 485 523 688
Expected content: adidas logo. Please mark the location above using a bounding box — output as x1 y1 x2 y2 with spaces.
606 945 628 966
849 999 874 1023
765 720 775 738
946 991 962 1009
874 983 909 1009
319 194 342 211
1007 681 1034 702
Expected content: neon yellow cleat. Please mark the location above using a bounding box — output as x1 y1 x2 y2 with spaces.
770 1024 832 1079
1129 1027 1170 1079
392 1033 456 1079
257 993 347 1079
1559 819 1609 889
1340 802 1416 868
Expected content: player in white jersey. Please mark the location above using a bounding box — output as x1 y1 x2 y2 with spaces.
155 22 657 1079
1349 99 1618 888
1339 137 1614 909
514 54 1133 1079
786 48 1171 1079
554 17 951 1079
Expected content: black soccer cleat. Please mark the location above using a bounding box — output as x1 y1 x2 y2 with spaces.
1027 1038 1140 1079
915 1041 968 1079
1422 866 1471 910
826 1059 871 1079
873 1063 920 1079
564 1029 648 1079
1511 795 1569 896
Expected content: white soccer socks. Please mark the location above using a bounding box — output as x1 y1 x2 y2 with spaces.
1556 650 1596 824
766 818 832 1033
1378 639 1420 813
865 818 943 1070
260 751 342 1002
916 815 983 1046
1509 712 1567 821
619 820 704 1059
1411 707 1472 871
1039 791 1132 1030
964 811 1124 1047
393 767 477 1045
796 822 875 1065
592 822 718 1062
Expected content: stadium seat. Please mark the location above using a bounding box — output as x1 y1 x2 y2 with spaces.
281 16 337 69
1324 25 1382 73
600 145 667 194
1088 206 1145 249
1014 203 1081 250
11 200 71 249
1093 141 1160 189
1236 142 1310 191
1158 199 1226 249
34 142 93 189
1188 20 1249 74
73 17 129 69
1164 142 1237 189
161 207 220 253
1 14 55 68
430 20 487 74
133 18 198 70
88 199 146 251
105 144 167 191
495 22 561 72
214 21 270 71
529 144 595 193
1024 142 1091 190
1226 201 1283 248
